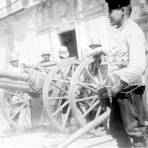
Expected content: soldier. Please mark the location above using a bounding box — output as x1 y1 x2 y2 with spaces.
86 39 107 82
58 46 71 123
85 40 108 124
40 50 51 63
94 0 147 147
7 53 31 131
8 53 23 73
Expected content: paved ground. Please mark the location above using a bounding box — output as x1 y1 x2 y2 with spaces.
0 126 118 148
0 103 118 148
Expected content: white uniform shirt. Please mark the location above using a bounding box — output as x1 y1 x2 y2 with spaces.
108 18 146 84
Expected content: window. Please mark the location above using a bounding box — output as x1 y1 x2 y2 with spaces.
0 0 23 19
0 0 6 8
0 0 7 18
10 0 22 14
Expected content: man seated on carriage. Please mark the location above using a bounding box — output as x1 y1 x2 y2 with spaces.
86 0 147 146
106 0 147 147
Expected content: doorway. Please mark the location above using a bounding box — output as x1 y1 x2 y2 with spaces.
59 30 78 58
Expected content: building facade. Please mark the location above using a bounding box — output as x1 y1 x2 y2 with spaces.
0 0 148 118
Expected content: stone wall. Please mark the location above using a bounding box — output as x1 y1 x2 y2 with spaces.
0 0 147 64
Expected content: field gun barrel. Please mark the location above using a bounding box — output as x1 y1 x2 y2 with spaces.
0 69 46 92
0 70 29 81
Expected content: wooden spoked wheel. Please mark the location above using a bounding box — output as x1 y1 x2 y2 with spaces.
42 58 80 132
68 58 108 127
1 89 31 129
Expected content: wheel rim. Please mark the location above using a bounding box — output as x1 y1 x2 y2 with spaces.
42 58 80 131
1 89 31 129
69 58 108 126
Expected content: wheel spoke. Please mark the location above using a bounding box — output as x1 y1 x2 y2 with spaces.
84 68 97 85
23 106 31 125
58 65 71 79
76 82 97 92
62 65 72 77
81 99 100 119
9 100 27 106
77 103 86 115
62 106 71 127
52 101 69 116
76 95 98 102
95 106 102 118
98 68 103 85
58 69 66 80
5 91 24 99
59 67 71 87
10 104 26 120
51 81 68 95
48 96 68 100
52 100 61 114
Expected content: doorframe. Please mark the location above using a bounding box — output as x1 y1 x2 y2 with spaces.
58 29 78 58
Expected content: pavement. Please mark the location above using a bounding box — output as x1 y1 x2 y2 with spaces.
0 101 118 148
0 126 118 148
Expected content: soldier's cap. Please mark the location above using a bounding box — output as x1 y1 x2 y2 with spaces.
85 47 106 57
41 49 51 57
59 46 69 58
89 38 102 48
105 0 131 10
42 53 51 57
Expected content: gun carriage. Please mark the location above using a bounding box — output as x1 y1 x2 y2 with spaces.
0 56 111 133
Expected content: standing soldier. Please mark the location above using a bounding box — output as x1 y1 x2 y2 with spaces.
94 0 147 147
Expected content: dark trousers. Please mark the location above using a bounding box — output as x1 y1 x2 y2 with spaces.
109 93 146 148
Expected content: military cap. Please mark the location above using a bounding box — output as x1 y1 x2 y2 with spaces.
41 49 51 57
89 38 102 48
105 0 131 10
59 46 69 58
42 53 51 58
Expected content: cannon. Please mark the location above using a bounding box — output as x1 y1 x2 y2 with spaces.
0 55 111 134
0 62 55 130
0 57 80 131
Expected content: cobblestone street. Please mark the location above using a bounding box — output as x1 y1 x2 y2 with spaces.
0 126 118 148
